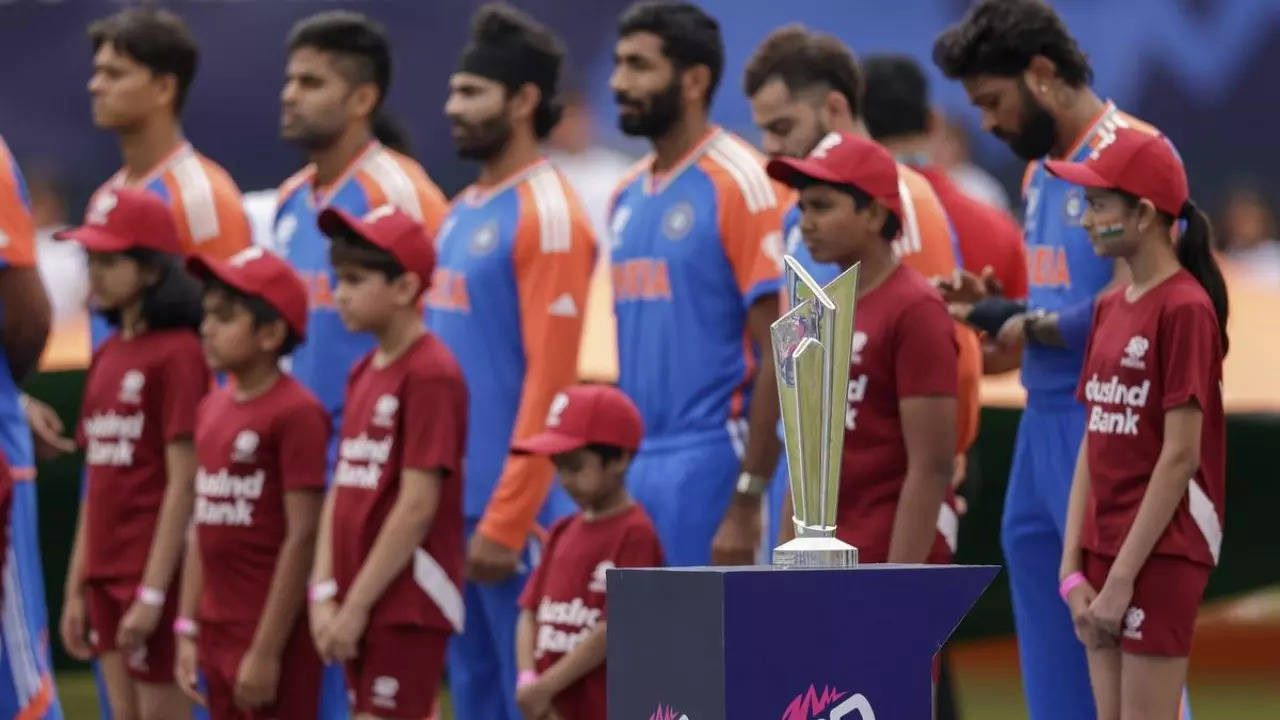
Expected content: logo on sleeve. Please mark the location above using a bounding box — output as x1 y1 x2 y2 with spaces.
372 394 399 428
1123 606 1145 640
231 430 259 463
118 369 145 404
662 202 694 240
1121 335 1150 370
588 560 614 593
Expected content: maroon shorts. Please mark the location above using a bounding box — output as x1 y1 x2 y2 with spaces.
345 625 448 717
1083 550 1211 657
84 578 179 683
199 619 321 720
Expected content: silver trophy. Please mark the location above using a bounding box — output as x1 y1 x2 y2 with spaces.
771 256 860 568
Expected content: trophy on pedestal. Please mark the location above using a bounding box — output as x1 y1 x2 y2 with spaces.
770 256 860 568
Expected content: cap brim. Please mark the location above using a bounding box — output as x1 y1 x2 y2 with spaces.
1043 160 1112 190
511 431 588 456
765 156 847 189
53 226 132 252
318 207 375 245
186 254 308 342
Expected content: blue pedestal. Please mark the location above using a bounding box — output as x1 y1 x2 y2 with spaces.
608 564 998 719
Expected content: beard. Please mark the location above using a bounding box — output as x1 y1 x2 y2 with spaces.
993 81 1058 160
615 78 683 138
452 111 513 161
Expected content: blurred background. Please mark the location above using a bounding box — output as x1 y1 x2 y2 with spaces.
3 0 1278 717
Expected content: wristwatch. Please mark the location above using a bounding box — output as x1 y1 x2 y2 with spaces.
735 471 769 497
1023 308 1049 344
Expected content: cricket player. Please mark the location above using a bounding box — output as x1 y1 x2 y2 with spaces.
428 5 595 720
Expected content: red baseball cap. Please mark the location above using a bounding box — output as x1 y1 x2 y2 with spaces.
512 384 644 456
187 246 310 340
318 204 435 294
1045 128 1188 217
766 131 902 223
54 187 182 255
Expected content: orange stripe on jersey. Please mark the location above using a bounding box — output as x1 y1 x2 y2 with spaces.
13 672 54 720
1021 162 1038 196
277 165 315 207
477 166 597 551
161 152 251 260
698 133 785 299
0 137 35 268
896 165 957 280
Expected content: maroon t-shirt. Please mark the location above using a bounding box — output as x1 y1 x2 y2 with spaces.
1078 271 1225 567
194 375 329 625
836 264 959 563
331 333 467 631
78 329 209 581
518 504 663 720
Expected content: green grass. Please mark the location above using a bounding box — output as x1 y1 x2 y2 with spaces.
53 669 1280 718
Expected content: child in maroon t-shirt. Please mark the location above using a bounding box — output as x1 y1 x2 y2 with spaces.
175 247 329 719
308 205 467 719
511 383 663 720
56 188 209 717
1047 128 1228 718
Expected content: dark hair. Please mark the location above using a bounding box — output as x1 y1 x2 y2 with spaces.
743 25 862 118
88 8 199 113
619 1 723 106
202 279 301 357
862 54 930 141
932 0 1093 87
288 11 392 110
327 229 405 282
372 113 413 156
796 177 902 241
584 443 629 467
1121 193 1230 353
468 3 566 139
98 249 203 332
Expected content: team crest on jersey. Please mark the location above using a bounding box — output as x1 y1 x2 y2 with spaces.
662 202 694 240
1121 335 1150 370
118 369 145 404
470 219 500 256
372 394 399 428
231 430 260 463
588 560 615 594
1063 187 1085 225
274 214 298 257
850 331 868 364
88 191 119 226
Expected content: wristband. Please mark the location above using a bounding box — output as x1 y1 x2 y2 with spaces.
136 585 165 607
966 297 1026 336
1058 571 1087 602
516 669 539 689
309 579 338 604
173 617 198 638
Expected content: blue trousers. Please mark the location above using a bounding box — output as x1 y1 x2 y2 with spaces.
0 481 62 719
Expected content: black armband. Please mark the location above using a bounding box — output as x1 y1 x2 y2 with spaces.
966 297 1026 336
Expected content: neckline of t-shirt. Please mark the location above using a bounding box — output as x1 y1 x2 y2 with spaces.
577 501 637 526
370 331 428 371
1123 268 1186 305
232 372 286 405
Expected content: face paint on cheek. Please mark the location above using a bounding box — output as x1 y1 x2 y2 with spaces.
1096 223 1126 238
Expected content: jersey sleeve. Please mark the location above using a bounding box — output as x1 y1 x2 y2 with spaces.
477 179 596 551
0 141 35 269
1158 300 1221 410
278 400 331 492
165 158 252 260
715 175 785 309
159 338 211 442
898 170 959 280
399 371 467 478
894 297 958 399
517 517 569 611
999 215 1030 300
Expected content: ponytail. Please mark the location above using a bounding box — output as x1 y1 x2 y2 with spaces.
1177 200 1230 354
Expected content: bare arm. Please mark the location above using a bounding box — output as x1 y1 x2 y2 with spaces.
537 622 607 696
140 440 198 592
341 468 441 613
887 396 955 563
516 608 537 672
1059 435 1091 581
309 488 337 587
248 490 323 657
741 295 782 478
176 527 202 621
0 267 51 383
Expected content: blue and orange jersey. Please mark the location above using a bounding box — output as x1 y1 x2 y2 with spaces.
1019 102 1161 395
0 136 37 478
275 140 447 439
783 161 982 451
610 128 784 439
425 160 595 548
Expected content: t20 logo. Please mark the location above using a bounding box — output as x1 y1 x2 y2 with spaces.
780 685 876 720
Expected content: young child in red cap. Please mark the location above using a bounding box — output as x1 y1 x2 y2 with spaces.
309 205 468 719
1049 127 1228 719
511 383 663 720
174 246 330 719
56 187 209 718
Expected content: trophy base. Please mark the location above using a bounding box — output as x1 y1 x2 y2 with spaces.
771 537 859 568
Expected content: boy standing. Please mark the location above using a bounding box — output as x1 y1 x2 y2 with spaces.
512 384 663 720
176 247 330 718
310 206 467 719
